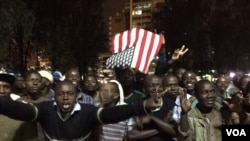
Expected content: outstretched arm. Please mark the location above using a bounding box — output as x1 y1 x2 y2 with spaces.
98 96 162 124
0 97 37 121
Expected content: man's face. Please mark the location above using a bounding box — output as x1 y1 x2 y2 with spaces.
163 76 179 96
182 72 197 92
99 83 118 107
144 76 162 96
40 77 51 89
0 81 11 96
55 82 77 113
83 76 98 92
14 76 24 89
175 68 186 81
197 82 216 108
65 70 80 87
25 73 42 95
136 72 146 84
118 69 135 87
216 76 230 92
239 76 250 91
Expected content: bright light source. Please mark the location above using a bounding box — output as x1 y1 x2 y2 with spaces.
229 72 235 78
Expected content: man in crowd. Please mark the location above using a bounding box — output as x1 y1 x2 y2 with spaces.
178 80 239 141
0 72 24 141
65 67 94 105
98 80 131 141
127 75 177 141
0 80 162 140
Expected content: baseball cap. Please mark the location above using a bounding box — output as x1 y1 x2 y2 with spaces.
38 70 53 84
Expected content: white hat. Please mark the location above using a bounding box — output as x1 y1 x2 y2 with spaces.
38 70 53 84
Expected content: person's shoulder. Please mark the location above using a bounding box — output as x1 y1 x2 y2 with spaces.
133 90 146 97
79 92 93 98
33 100 54 109
79 103 97 109
10 93 21 101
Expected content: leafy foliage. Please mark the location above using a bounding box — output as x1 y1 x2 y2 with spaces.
27 0 109 74
0 0 35 74
151 0 250 72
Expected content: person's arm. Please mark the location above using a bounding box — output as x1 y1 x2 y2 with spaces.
178 88 191 136
98 96 162 124
155 45 188 75
179 112 189 132
126 129 159 140
222 91 250 124
0 96 37 121
237 111 249 124
150 114 176 136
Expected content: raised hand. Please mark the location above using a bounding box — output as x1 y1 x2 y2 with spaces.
179 87 191 114
171 45 189 61
158 87 171 97
223 91 244 113
145 92 163 110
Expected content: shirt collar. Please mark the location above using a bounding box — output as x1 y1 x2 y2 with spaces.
53 101 81 121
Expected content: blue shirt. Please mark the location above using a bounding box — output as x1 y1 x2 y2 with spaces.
77 92 94 105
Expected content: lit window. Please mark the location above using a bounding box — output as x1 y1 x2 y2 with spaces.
132 10 142 15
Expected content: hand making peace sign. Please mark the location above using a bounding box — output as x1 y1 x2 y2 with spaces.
171 45 189 61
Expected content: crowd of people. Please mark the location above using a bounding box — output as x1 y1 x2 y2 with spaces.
0 46 250 141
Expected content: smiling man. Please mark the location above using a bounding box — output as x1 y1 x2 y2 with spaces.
0 80 162 140
178 80 236 141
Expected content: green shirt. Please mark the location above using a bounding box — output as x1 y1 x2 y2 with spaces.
124 90 146 104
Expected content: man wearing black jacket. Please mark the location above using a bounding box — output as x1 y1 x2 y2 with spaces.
0 80 162 141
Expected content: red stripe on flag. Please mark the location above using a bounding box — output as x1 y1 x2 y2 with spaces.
118 32 123 53
135 30 148 70
143 35 163 73
112 28 142 53
110 28 164 73
141 33 156 72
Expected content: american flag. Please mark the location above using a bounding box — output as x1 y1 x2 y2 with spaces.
106 28 164 74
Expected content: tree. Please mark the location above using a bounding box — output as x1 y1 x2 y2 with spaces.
25 0 109 75
151 0 250 72
0 0 35 75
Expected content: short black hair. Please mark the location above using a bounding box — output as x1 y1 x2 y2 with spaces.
194 79 212 96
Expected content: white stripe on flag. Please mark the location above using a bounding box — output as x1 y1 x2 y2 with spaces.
144 35 161 73
139 31 152 72
113 33 120 53
121 30 128 51
128 28 137 49
131 29 145 68
110 28 164 73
